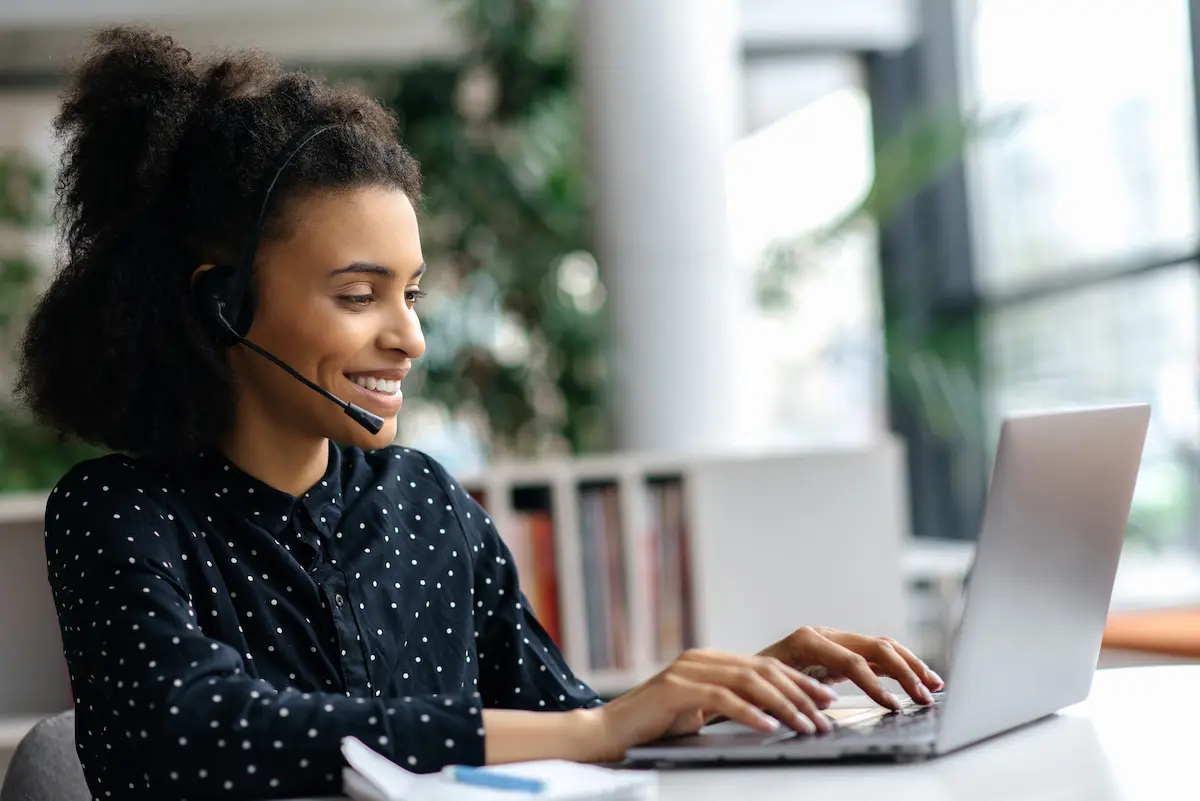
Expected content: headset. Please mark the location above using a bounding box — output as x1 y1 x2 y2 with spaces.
191 123 385 435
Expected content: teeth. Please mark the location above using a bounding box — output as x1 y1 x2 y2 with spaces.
350 376 401 396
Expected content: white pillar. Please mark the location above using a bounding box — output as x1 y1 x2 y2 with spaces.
577 0 744 454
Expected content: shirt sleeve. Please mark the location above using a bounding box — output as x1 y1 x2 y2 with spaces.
422 455 604 712
45 460 486 801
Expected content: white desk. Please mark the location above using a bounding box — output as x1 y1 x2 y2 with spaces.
657 665 1197 800
312 666 1195 801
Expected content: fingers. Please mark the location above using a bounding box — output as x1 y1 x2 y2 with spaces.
686 662 818 734
810 630 943 707
821 642 902 711
866 638 933 705
757 659 836 733
775 660 840 708
669 676 781 734
676 651 834 733
681 649 837 709
885 638 945 691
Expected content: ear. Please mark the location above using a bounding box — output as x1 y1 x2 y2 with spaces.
190 263 219 289
190 263 242 347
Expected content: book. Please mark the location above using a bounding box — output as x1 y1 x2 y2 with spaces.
341 736 657 801
508 487 564 649
578 483 632 671
647 478 694 662
601 485 629 669
579 488 607 669
528 511 562 647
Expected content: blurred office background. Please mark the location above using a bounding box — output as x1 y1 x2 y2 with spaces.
0 0 1198 715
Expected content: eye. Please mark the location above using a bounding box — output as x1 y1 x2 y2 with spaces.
405 289 428 307
338 294 376 306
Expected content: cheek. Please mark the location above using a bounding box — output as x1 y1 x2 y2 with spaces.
256 300 362 367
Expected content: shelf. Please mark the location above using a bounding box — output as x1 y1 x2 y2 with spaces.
0 493 47 526
0 714 50 750
903 538 974 582
584 668 657 698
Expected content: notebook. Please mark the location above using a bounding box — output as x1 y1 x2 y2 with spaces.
341 737 658 801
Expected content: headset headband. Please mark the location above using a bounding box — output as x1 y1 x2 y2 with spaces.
222 123 341 335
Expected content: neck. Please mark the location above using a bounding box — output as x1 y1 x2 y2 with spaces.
218 398 330 498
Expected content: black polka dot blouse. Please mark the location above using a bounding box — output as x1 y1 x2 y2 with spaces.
44 442 601 801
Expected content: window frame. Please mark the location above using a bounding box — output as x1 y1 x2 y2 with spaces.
867 0 1200 542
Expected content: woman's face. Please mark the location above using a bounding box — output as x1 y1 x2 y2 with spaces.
226 185 427 450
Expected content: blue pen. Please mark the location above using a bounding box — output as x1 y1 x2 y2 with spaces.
444 765 547 794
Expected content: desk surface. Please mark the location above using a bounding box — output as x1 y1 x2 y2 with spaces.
310 666 1195 801
656 665 1196 800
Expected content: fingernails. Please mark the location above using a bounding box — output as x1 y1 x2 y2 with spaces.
811 683 837 706
815 712 834 733
928 670 944 688
885 692 902 710
918 686 935 705
793 713 816 734
759 712 782 731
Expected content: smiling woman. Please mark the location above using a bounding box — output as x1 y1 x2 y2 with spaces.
203 185 431 479
12 25 940 801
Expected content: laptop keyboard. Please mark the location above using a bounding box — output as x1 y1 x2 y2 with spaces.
758 691 945 744
825 691 945 739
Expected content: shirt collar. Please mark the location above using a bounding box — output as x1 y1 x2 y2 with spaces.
185 441 344 536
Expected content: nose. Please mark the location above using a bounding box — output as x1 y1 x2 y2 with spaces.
378 303 426 360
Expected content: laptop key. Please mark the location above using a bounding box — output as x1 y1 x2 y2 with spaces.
829 698 941 737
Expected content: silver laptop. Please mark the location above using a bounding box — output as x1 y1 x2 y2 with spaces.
626 404 1151 764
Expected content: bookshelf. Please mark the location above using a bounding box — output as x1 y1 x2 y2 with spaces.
0 497 73 783
458 437 915 695
0 436 922 781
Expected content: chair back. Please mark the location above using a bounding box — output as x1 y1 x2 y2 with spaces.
0 712 88 801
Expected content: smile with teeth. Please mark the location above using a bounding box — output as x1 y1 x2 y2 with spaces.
349 375 402 396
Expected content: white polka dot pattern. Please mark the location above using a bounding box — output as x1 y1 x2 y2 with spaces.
44 443 600 801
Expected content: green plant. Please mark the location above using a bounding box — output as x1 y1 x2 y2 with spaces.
750 105 1025 524
0 152 105 491
756 108 1023 424
1 0 603 491
326 0 608 461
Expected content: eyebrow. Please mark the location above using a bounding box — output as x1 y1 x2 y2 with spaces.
329 261 426 280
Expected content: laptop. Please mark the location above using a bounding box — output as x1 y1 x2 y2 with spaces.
625 404 1151 764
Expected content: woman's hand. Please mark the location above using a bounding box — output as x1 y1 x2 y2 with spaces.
758 626 944 711
588 648 838 762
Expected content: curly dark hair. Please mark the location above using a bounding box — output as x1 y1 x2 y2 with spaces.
14 27 422 461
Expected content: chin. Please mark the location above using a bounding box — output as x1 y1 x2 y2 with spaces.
337 415 399 451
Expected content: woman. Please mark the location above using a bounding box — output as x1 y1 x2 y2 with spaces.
18 27 942 801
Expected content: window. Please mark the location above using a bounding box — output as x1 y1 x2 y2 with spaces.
984 268 1200 549
961 0 1200 551
726 67 886 450
965 0 1199 289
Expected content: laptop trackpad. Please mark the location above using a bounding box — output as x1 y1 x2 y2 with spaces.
700 720 768 735
701 694 891 732
691 699 893 740
651 722 792 750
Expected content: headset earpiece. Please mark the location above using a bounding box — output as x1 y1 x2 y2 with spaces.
192 124 335 350
192 266 243 347
184 123 385 434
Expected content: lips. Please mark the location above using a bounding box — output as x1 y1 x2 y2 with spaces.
349 375 401 395
344 367 410 382
341 367 409 413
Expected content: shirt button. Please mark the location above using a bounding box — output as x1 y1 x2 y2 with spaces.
335 593 345 608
